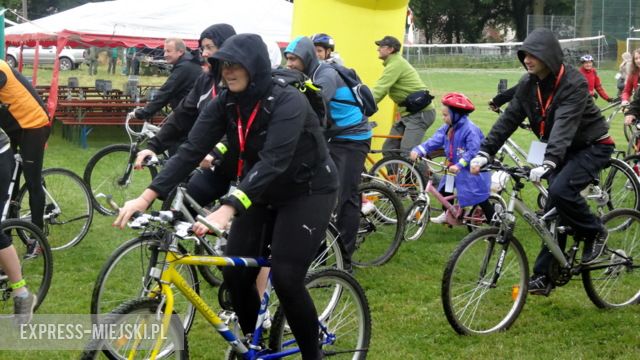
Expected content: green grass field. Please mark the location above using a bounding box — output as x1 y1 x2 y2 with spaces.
0 66 638 359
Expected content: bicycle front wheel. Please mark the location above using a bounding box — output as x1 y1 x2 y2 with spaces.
442 227 529 335
81 298 188 360
309 224 345 272
16 168 94 250
354 182 405 267
269 269 371 360
597 157 640 213
404 200 429 241
90 236 198 333
83 144 157 216
0 219 53 314
582 208 640 308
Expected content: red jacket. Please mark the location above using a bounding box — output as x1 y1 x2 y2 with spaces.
622 72 639 102
579 66 610 101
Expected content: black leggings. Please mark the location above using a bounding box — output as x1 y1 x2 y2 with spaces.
222 192 336 360
0 149 13 249
8 126 50 230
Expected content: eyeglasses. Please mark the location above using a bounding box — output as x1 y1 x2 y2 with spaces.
199 44 217 53
221 61 242 69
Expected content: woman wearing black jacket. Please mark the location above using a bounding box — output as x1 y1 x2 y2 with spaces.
135 23 237 206
115 34 337 360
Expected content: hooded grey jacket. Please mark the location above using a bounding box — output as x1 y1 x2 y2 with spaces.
480 28 609 168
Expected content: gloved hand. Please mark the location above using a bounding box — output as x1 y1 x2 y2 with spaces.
488 100 499 113
529 164 551 183
607 97 615 103
470 155 488 175
126 111 137 120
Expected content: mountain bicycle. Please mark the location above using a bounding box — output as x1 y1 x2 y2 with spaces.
81 212 370 360
90 186 345 334
0 219 53 317
441 162 640 335
7 153 93 250
83 112 165 216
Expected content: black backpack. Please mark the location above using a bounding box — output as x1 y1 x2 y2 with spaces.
271 68 328 128
319 63 378 117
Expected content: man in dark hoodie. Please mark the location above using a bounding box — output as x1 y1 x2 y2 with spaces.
115 34 338 360
470 28 614 296
135 24 236 207
132 38 202 120
284 35 371 271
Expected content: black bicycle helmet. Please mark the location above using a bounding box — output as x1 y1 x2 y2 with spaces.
310 33 335 51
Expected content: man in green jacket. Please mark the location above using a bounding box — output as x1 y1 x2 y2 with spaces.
372 36 436 157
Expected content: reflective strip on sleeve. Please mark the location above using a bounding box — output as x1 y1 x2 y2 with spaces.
459 159 468 167
215 142 228 155
231 189 252 209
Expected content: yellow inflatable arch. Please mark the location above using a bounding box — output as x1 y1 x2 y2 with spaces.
292 0 410 149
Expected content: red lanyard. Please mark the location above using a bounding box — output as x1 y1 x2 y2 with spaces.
536 64 565 138
211 83 217 99
236 101 261 178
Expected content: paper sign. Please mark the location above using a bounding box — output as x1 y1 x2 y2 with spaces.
445 174 455 193
527 141 547 165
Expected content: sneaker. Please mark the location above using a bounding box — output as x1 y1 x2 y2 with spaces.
582 229 609 265
23 240 42 260
14 292 37 326
528 274 554 296
361 200 376 215
430 212 447 224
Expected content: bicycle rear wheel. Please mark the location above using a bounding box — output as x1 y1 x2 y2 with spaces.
269 269 371 360
81 298 188 360
0 219 53 314
83 144 157 216
597 157 640 213
15 168 93 250
90 236 198 333
442 227 529 335
353 181 405 267
310 224 345 272
582 208 640 308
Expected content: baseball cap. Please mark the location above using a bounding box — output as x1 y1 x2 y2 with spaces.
375 36 401 52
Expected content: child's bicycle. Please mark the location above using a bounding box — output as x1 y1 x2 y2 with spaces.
401 157 505 241
81 211 370 359
441 161 640 335
83 111 165 215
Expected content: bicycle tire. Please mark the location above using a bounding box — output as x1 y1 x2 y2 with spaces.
90 236 199 333
0 219 53 314
268 269 371 360
404 200 429 241
442 227 529 335
193 236 223 287
353 181 405 267
368 155 426 204
83 144 158 216
15 167 93 251
465 193 507 232
81 298 188 360
599 157 640 213
582 208 640 308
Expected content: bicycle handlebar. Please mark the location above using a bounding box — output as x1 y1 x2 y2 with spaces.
195 215 226 237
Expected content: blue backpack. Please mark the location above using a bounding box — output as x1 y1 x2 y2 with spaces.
323 63 378 117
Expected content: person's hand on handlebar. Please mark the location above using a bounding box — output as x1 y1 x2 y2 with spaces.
192 204 235 237
409 150 420 161
134 149 157 169
199 154 216 169
113 194 155 229
621 100 630 107
470 155 488 175
625 114 637 126
488 100 500 113
447 165 460 174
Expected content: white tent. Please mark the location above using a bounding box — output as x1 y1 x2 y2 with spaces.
4 0 293 116
5 0 293 47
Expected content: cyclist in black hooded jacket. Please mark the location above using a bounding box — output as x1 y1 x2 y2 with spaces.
115 34 338 360
135 23 237 206
470 28 613 296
